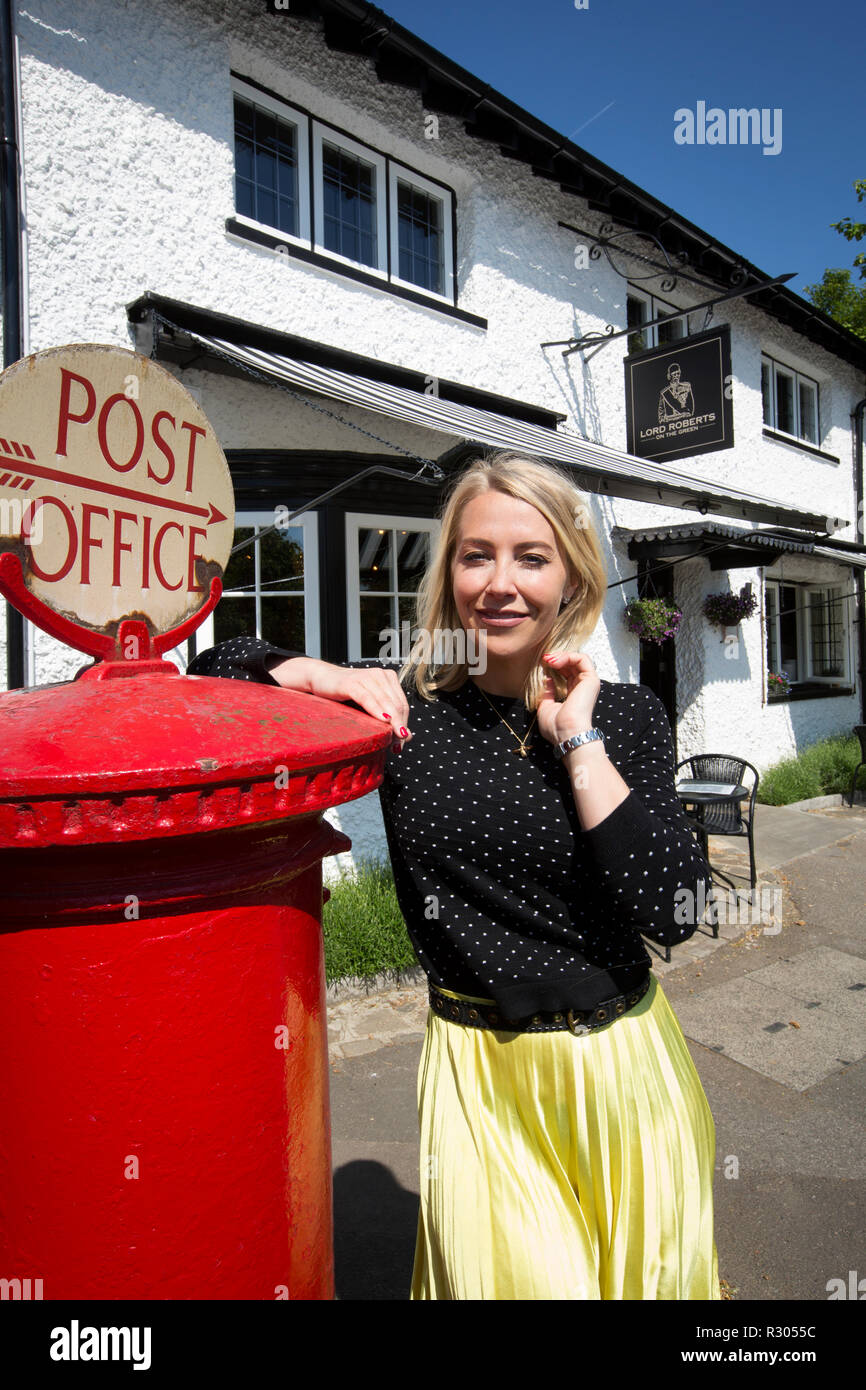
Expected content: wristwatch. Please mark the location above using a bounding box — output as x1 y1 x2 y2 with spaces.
554 728 605 760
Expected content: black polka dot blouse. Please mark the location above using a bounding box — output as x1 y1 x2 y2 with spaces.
188 636 711 1017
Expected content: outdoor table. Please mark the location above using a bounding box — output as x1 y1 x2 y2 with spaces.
675 779 750 807
675 780 751 895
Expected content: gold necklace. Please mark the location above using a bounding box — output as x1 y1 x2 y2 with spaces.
473 682 538 757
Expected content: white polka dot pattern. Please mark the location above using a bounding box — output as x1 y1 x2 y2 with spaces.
187 637 711 1017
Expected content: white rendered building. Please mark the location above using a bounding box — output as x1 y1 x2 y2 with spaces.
2 0 864 875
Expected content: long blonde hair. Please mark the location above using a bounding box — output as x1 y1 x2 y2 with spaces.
396 451 607 706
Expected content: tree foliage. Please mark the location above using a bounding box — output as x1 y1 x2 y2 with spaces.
803 179 866 342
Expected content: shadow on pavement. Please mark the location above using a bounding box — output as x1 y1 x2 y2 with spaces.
333 1160 420 1300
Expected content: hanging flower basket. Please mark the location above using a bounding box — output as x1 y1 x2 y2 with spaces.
703 584 759 628
623 597 682 645
767 671 792 697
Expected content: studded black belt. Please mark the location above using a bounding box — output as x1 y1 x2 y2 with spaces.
428 975 652 1036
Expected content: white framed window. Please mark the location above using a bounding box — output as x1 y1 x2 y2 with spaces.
231 77 458 305
761 354 820 446
765 579 850 690
345 514 440 660
196 509 320 657
626 288 702 354
388 162 454 301
312 123 388 277
232 78 310 246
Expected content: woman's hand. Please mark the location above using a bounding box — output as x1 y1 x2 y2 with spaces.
536 651 601 747
267 657 412 753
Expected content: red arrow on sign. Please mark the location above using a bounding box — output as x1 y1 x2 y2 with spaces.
0 454 228 525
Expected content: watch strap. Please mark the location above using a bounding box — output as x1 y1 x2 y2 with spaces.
554 728 605 760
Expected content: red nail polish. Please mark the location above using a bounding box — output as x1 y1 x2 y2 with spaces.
382 712 391 719
399 727 408 737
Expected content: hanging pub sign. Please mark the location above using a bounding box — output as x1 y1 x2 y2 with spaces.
624 324 734 464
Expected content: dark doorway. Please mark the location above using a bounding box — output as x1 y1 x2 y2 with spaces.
637 558 678 761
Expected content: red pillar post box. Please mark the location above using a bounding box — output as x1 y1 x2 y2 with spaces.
0 659 389 1299
0 344 391 1299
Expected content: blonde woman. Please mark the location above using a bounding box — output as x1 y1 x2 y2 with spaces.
188 451 720 1301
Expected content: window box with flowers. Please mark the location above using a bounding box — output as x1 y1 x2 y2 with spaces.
767 671 793 700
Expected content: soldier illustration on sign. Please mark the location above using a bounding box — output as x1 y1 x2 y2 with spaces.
657 362 695 422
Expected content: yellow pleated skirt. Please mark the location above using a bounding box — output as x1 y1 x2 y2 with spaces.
409 973 720 1300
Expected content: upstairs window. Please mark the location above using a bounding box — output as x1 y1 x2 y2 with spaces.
232 77 455 303
626 289 701 354
389 165 453 299
232 79 310 244
313 128 386 274
761 354 819 446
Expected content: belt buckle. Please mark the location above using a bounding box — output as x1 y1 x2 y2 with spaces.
566 1009 591 1036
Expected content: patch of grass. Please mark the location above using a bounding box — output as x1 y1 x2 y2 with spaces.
757 733 862 806
322 856 416 985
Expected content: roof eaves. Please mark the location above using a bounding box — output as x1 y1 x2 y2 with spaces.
301 0 866 371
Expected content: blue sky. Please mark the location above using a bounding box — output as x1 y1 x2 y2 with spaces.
375 0 865 302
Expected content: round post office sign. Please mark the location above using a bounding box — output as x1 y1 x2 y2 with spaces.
0 344 234 649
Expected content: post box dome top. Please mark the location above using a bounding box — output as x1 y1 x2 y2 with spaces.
0 664 392 848
0 344 234 661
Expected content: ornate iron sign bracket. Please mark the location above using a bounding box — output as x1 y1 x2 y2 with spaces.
545 220 795 357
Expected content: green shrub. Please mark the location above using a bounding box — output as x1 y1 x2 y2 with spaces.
757 733 862 805
322 856 416 984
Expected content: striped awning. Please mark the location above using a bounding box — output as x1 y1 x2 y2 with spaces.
178 329 846 533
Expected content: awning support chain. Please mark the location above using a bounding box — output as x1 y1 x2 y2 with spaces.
147 311 447 557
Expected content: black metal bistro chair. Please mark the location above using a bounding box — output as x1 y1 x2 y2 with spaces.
675 754 760 891
847 726 866 808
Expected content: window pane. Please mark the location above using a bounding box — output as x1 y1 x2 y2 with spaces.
397 593 417 634
360 596 393 658
214 597 256 644
397 181 443 293
766 585 778 675
322 141 377 265
358 528 392 592
799 380 818 444
395 529 429 592
761 361 773 427
235 134 253 184
779 584 799 681
234 97 253 144
776 370 795 435
261 599 305 651
233 95 298 237
809 588 843 676
236 176 254 221
259 525 304 593
220 527 256 596
656 311 685 345
627 294 648 354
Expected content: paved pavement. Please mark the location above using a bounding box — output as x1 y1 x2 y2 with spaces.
326 798 866 1300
